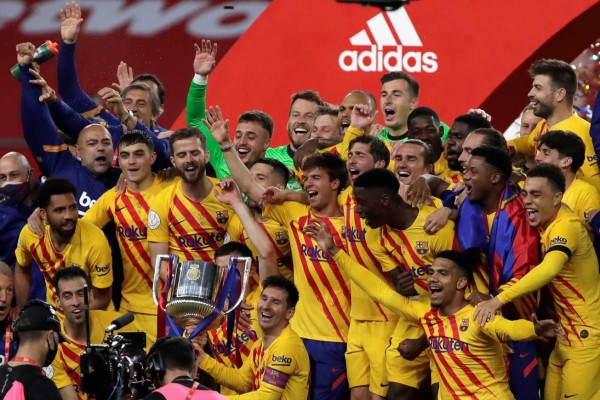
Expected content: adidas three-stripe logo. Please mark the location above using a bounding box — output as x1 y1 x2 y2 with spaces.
339 8 438 73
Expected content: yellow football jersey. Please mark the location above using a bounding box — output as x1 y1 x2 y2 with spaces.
50 310 139 398
562 178 600 232
510 115 600 190
226 214 293 282
338 186 398 321
498 207 600 346
372 205 455 295
83 178 170 315
15 220 113 309
200 324 309 400
147 178 232 262
333 250 540 400
264 202 350 342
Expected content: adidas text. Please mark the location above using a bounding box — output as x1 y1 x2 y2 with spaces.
339 45 438 72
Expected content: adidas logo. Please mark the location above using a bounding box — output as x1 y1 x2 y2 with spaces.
339 8 438 73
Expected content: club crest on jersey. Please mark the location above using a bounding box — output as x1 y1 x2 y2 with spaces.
460 318 469 332
275 231 289 246
416 241 429 255
216 210 229 224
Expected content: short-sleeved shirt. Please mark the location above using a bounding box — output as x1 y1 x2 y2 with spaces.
147 178 232 262
15 220 113 309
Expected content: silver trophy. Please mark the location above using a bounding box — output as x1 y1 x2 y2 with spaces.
153 255 252 330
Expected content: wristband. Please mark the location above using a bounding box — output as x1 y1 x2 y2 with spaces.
193 74 208 85
120 114 133 125
220 143 234 152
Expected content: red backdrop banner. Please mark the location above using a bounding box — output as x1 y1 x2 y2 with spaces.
3 0 599 158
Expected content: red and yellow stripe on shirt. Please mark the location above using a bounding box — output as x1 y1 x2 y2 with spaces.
15 220 113 310
338 186 398 321
540 207 600 346
372 205 455 296
227 214 294 282
147 178 232 262
83 179 170 315
51 310 132 398
264 202 350 342
422 305 531 400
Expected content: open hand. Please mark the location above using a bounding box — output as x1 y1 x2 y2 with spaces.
193 40 218 76
60 1 83 44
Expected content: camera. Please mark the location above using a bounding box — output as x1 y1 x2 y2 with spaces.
80 331 152 400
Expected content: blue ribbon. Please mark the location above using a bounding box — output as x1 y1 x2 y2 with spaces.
164 256 242 340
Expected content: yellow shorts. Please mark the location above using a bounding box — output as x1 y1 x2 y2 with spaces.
345 319 397 397
121 309 157 351
386 319 433 388
544 341 600 400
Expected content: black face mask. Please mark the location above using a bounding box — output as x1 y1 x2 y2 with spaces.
0 180 31 205
44 335 58 367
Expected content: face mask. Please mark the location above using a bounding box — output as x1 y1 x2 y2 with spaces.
0 180 31 204
44 335 59 367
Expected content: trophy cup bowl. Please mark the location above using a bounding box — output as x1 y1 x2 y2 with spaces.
153 255 252 332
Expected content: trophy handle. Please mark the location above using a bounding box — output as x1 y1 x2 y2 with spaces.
153 254 178 310
222 257 253 315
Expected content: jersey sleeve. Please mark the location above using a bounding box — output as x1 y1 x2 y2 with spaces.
14 226 35 267
20 65 75 177
199 354 253 394
85 225 114 289
509 127 537 156
50 349 76 389
185 81 230 179
226 214 244 242
480 314 537 342
592 89 600 157
332 250 424 323
82 191 114 228
497 250 568 304
340 126 365 160
57 41 119 125
262 202 294 227
229 339 305 400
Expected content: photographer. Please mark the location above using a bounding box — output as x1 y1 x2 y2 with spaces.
49 267 139 400
0 300 67 400
145 337 225 400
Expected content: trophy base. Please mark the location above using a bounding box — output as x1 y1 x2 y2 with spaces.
166 299 225 330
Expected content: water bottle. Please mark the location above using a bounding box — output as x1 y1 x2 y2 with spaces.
11 40 59 80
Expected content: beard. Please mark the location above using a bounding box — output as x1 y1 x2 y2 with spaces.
179 163 206 184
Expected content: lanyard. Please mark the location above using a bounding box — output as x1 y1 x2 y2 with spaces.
4 324 10 362
11 356 44 375
185 381 199 400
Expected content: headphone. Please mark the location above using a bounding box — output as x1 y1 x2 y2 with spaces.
11 300 61 343
146 336 173 383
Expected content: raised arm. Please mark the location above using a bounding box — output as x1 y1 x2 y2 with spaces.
18 43 73 177
57 1 119 124
303 220 422 324
204 106 266 202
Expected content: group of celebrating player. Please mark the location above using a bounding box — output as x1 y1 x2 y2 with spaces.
1 1 599 399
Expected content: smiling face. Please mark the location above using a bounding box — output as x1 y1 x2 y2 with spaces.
522 176 562 230
380 79 417 131
76 125 113 177
170 137 209 184
462 156 499 204
41 193 78 238
427 258 468 308
56 276 87 326
118 142 156 185
257 286 294 334
528 75 556 119
519 109 543 137
347 142 384 184
287 99 318 150
312 114 342 141
534 144 563 167
354 186 387 228
303 167 339 212
0 273 14 321
394 142 432 184
233 121 271 166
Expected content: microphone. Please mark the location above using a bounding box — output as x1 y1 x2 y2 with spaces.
105 312 135 333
